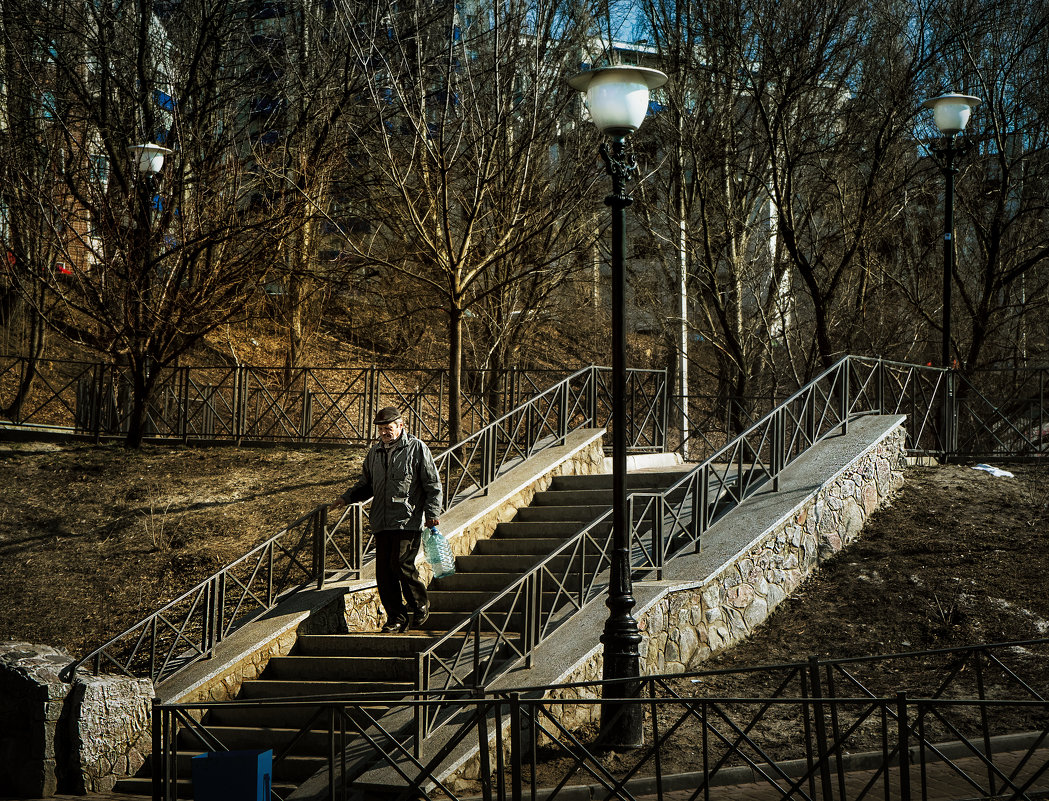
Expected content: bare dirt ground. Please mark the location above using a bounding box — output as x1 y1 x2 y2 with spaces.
1 447 1047 782
0 441 365 654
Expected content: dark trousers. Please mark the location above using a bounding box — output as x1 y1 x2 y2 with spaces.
374 529 428 622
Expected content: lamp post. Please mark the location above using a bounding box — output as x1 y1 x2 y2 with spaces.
921 93 980 370
568 64 667 749
123 142 172 445
922 92 980 455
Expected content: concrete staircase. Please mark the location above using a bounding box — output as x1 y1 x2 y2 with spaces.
115 464 691 797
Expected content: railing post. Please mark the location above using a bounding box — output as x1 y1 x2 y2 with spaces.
326 705 336 801
558 378 569 443
314 507 327 589
234 366 246 444
695 465 708 553
151 697 163 801
93 363 105 441
481 426 497 491
877 358 886 413
840 363 850 435
203 577 216 655
365 367 377 440
509 692 523 801
897 692 912 801
946 368 958 458
475 689 493 801
1040 369 1046 455
525 571 539 664
588 366 600 427
807 656 836 801
652 495 664 578
772 408 784 492
177 366 187 442
353 504 364 575
301 368 313 443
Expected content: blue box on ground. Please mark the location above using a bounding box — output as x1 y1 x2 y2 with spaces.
191 749 272 801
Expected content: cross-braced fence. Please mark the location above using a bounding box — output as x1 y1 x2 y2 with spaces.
668 359 1047 463
404 357 939 746
152 638 1049 801
0 358 575 447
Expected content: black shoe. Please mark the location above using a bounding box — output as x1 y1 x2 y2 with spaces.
380 617 408 633
410 607 429 628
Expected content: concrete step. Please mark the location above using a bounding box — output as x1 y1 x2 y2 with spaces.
453 553 575 573
428 589 570 613
115 771 300 796
295 633 450 657
177 725 330 755
493 519 608 538
239 679 414 698
531 486 690 508
549 471 687 491
514 505 611 522
424 609 525 632
431 572 516 591
206 703 396 733
263 655 416 682
472 536 566 555
530 488 616 506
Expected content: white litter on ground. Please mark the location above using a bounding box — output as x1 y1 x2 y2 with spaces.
972 463 1015 478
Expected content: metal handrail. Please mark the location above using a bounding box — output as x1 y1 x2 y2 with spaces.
63 504 367 684
153 638 1049 801
63 365 667 686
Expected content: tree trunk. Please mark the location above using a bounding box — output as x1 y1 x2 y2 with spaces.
124 358 151 449
448 305 463 445
0 295 47 421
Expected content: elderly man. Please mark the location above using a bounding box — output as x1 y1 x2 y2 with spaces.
331 407 442 632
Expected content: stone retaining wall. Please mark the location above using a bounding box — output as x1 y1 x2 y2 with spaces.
639 424 906 676
0 642 153 796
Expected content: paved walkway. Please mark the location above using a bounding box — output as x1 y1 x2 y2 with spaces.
646 748 1049 801
4 748 1047 801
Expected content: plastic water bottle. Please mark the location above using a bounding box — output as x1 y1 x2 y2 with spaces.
424 526 456 578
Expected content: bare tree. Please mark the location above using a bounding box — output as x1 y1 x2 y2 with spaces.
1 0 287 445
334 0 599 442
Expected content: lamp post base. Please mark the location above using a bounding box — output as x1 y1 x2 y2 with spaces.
597 603 644 748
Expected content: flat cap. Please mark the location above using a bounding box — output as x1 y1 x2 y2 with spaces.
374 406 403 425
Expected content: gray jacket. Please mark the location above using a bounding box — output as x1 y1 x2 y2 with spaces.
342 431 443 532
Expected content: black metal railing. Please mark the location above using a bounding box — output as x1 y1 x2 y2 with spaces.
62 504 366 684
954 367 1049 458
0 357 573 447
64 366 667 686
152 638 1049 801
667 359 1048 463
